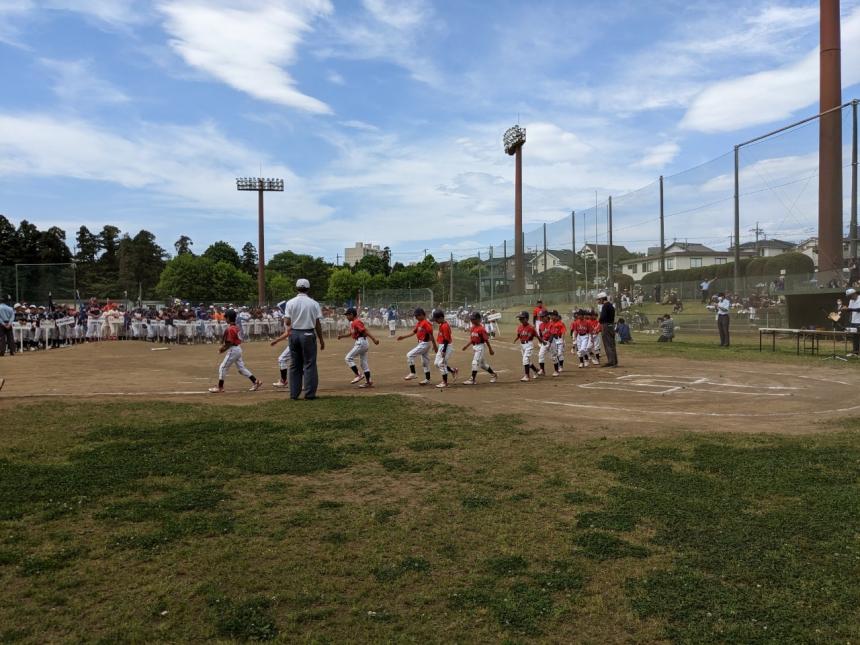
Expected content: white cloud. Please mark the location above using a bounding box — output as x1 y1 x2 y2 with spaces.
39 58 129 105
326 70 345 85
635 142 680 169
362 0 427 30
44 0 146 27
681 6 860 133
0 113 331 227
338 119 379 131
158 0 333 114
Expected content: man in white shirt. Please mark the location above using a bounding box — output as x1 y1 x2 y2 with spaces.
716 292 731 347
700 277 716 303
844 288 860 355
284 278 325 400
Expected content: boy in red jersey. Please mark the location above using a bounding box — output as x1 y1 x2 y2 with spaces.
588 309 602 366
337 307 379 388
570 309 592 368
432 309 459 388
397 307 438 384
536 309 553 376
208 309 261 393
549 310 567 373
461 311 497 384
513 310 539 382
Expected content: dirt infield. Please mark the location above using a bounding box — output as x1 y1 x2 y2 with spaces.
1 332 858 435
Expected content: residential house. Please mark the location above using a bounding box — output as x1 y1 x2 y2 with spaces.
732 239 796 258
621 242 755 280
579 243 631 261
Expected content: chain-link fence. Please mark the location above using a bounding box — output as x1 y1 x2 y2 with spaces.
0 264 78 304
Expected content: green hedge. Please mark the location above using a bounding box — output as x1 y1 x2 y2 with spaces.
638 253 811 286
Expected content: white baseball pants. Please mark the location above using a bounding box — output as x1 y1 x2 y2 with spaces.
407 341 431 370
345 337 369 372
471 343 490 371
520 342 534 365
277 345 292 370
576 334 591 357
434 344 454 375
219 346 252 380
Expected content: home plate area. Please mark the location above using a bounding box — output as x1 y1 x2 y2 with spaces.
579 374 799 396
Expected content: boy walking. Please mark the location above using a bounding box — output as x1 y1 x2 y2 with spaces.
432 309 458 388
462 311 497 385
209 310 261 393
397 308 437 385
337 307 379 388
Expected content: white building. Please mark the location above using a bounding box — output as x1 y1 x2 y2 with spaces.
621 242 755 280
344 242 384 266
733 239 796 258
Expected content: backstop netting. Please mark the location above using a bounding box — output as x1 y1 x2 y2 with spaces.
1 264 77 305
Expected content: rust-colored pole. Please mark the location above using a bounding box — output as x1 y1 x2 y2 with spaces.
819 0 843 281
257 186 265 306
514 146 525 294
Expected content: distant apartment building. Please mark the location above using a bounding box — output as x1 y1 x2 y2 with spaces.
344 242 384 266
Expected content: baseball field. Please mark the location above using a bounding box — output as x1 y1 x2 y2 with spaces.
1 330 859 642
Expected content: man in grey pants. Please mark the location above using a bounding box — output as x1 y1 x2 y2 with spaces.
284 279 325 400
716 292 731 347
597 292 618 367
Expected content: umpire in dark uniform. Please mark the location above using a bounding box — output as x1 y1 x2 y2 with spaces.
597 292 618 367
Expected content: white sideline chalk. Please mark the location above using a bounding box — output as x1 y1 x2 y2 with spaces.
150 347 170 351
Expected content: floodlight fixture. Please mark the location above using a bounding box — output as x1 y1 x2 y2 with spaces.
236 176 285 306
503 125 526 155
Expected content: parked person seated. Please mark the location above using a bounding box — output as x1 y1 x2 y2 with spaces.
616 317 632 344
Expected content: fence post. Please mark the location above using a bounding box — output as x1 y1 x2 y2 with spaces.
607 196 614 293
659 176 665 302
733 145 741 295
571 210 576 303
489 246 494 305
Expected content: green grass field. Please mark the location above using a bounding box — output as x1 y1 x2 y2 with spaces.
2 397 859 643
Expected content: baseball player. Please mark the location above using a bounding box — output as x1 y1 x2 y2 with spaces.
337 307 379 388
513 310 539 381
209 309 262 393
588 309 602 365
397 307 437 385
461 311 497 385
550 310 567 373
432 309 458 388
536 309 553 376
270 323 292 389
571 309 592 368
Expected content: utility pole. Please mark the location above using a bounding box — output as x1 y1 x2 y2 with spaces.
594 190 599 289
750 222 764 256
503 240 507 295
543 223 548 274
733 146 741 294
583 212 588 297
489 246 494 304
449 252 454 308
477 250 482 306
851 99 858 262
336 253 340 266
236 177 284 306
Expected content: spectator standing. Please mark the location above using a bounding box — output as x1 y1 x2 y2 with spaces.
0 296 15 356
387 305 397 337
658 314 675 342
284 278 325 400
700 276 716 304
597 292 617 367
716 292 731 347
843 288 860 355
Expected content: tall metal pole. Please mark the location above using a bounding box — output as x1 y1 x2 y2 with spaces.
514 146 525 295
489 246 494 304
571 210 576 301
594 191 599 289
582 211 588 298
449 252 454 308
257 187 266 306
659 176 665 297
607 196 614 292
542 223 548 274
503 241 507 295
851 99 858 262
733 145 741 295
477 250 483 306
818 0 844 282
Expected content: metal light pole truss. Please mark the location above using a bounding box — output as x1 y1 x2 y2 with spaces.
503 125 526 295
236 177 284 306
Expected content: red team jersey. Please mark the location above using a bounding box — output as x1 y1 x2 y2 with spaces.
414 319 433 342
437 321 453 345
469 324 489 345
350 319 367 340
538 321 553 343
571 319 591 336
517 323 537 343
223 324 242 346
550 320 567 338
588 319 602 335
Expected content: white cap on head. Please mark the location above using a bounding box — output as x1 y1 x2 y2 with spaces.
596 291 608 299
296 278 310 289
846 288 857 296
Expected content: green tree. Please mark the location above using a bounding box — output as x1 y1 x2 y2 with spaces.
203 241 241 268
16 220 41 263
75 226 101 264
267 251 331 299
39 226 71 263
326 267 358 303
174 235 194 256
0 215 19 264
381 246 392 274
118 230 167 298
241 242 258 277
353 254 389 276
210 260 256 302
266 273 294 303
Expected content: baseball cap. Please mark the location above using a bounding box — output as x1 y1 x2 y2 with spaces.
296 278 310 289
846 288 857 296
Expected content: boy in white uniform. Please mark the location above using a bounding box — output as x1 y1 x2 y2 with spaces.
337 307 379 387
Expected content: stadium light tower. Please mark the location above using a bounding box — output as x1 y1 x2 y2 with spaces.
504 125 527 294
236 177 284 306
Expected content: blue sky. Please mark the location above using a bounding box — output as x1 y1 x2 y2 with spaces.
1 0 859 264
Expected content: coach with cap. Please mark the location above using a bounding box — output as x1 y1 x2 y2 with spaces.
597 291 618 367
0 295 14 357
284 278 325 400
